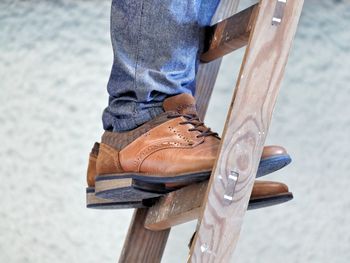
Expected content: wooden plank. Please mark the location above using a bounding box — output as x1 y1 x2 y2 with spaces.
201 3 259 63
119 1 241 262
145 182 207 231
189 0 304 262
118 209 170 263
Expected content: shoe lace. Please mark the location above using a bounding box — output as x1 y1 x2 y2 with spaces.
167 113 219 139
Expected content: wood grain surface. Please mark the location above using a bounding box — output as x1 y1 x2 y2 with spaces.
189 0 304 262
145 182 208 231
118 209 170 263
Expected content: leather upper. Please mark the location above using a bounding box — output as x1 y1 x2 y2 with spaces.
251 181 289 198
261 145 287 159
119 117 219 175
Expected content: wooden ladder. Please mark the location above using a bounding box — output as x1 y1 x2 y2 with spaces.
119 0 304 262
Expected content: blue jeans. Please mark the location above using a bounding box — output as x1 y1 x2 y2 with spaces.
102 0 220 132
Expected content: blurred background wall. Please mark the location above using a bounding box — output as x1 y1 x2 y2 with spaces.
1 0 349 262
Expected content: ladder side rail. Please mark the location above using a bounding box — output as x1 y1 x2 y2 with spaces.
119 209 170 263
189 0 304 262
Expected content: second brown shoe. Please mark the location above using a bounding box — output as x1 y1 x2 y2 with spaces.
95 93 220 201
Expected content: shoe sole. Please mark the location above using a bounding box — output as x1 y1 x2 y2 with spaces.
87 187 293 210
248 192 293 209
95 171 211 201
86 187 156 209
95 154 291 202
257 154 291 177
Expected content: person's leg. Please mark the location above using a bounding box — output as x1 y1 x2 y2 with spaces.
102 0 220 132
88 0 294 203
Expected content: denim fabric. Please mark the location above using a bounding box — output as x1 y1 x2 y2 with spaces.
102 0 220 132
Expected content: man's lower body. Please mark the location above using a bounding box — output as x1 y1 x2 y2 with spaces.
102 0 220 132
86 0 292 205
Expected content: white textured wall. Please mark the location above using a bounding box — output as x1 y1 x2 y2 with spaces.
1 0 349 262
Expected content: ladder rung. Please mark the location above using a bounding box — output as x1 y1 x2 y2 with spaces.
145 182 207 231
200 3 259 63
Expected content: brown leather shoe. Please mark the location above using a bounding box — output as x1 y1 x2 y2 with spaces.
249 180 293 209
87 143 290 189
86 142 292 209
93 94 291 202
